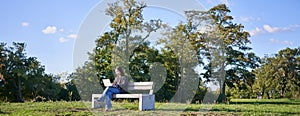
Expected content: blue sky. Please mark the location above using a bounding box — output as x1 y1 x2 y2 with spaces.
1 0 299 74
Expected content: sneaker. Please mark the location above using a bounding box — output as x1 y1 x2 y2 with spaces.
105 105 112 111
104 107 110 112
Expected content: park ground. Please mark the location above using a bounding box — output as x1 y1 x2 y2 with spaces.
0 99 299 116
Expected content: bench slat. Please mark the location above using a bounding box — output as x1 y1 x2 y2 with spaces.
114 94 141 98
128 82 153 86
128 86 153 90
103 79 154 92
93 94 141 98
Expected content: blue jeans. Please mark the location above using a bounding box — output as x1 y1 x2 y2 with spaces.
98 86 120 110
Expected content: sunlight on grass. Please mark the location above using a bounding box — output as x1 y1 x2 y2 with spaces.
0 99 299 115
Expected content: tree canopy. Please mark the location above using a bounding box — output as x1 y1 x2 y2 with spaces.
0 42 80 102
253 47 300 99
91 1 263 103
1 0 299 103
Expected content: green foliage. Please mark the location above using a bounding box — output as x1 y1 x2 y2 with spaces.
0 42 49 102
157 20 203 103
0 43 6 87
153 49 181 102
93 0 161 91
129 42 163 82
227 83 254 99
91 0 263 103
253 47 300 99
0 42 76 102
1 0 298 104
190 4 261 102
71 61 99 101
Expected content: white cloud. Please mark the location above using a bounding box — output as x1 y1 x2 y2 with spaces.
283 41 293 46
42 26 57 34
59 37 68 43
263 25 292 33
239 17 250 22
59 29 64 32
269 38 279 43
290 24 300 28
249 27 264 36
21 22 29 27
269 38 293 46
249 24 299 36
239 16 260 22
67 34 78 39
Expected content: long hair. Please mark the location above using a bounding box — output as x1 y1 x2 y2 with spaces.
115 66 125 76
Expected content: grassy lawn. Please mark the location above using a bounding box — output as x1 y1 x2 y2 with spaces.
0 99 299 116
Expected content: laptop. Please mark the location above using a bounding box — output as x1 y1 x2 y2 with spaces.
102 79 112 86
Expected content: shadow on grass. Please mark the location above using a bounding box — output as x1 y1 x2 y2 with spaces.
229 101 300 105
183 107 242 112
205 107 299 115
0 110 9 114
67 108 90 112
229 98 300 105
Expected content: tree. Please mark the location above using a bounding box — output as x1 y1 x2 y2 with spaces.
254 48 300 99
0 43 6 87
94 0 161 82
275 48 300 98
91 1 261 103
72 61 99 101
182 4 260 102
253 57 276 99
158 20 203 103
208 4 260 102
1 42 28 102
0 42 63 102
22 57 46 100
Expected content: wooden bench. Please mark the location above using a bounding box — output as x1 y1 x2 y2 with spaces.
92 79 155 111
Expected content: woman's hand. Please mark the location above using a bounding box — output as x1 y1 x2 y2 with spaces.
112 83 119 88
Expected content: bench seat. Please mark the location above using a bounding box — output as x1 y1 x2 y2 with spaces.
92 79 155 111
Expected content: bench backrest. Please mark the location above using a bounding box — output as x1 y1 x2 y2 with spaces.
102 79 154 94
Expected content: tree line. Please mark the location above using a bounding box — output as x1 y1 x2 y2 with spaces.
89 0 260 103
1 0 299 103
87 0 299 102
0 42 80 102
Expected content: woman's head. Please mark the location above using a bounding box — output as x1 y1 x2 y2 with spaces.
115 66 125 76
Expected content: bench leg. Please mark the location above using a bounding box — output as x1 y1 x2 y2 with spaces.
139 94 155 111
92 94 104 108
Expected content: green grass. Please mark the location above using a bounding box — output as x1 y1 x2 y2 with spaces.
0 99 299 116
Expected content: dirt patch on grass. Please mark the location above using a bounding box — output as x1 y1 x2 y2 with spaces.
67 108 90 112
181 112 239 116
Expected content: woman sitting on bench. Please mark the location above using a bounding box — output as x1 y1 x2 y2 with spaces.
97 66 128 111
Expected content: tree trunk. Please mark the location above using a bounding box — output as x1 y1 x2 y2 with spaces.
17 76 23 102
266 92 271 99
11 77 24 102
217 80 226 103
217 62 226 103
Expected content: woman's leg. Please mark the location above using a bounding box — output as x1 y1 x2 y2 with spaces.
97 86 111 102
105 94 112 110
104 87 120 110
